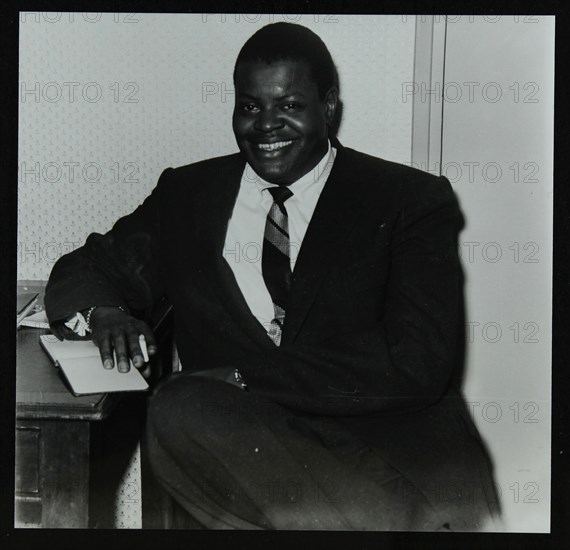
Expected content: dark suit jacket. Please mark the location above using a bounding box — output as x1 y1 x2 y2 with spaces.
45 140 500 525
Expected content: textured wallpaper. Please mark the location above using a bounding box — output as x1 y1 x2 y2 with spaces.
18 13 415 280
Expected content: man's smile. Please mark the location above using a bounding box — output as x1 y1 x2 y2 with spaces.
256 140 294 152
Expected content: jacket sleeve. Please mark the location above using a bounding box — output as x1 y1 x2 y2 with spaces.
44 168 173 339
229 176 463 416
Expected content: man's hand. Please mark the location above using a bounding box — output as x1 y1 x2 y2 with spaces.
88 306 158 374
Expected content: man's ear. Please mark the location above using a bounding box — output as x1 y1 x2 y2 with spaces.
324 87 339 126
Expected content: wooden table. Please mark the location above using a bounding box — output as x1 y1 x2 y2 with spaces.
15 282 122 528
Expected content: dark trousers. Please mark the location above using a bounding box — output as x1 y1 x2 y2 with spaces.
146 375 494 530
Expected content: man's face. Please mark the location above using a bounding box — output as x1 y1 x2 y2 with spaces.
233 59 336 185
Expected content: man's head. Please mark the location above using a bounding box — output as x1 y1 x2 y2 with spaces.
232 23 340 185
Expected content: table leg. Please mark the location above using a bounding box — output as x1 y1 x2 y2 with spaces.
16 419 90 528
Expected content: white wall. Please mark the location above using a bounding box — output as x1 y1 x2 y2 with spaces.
18 13 416 281
440 15 554 532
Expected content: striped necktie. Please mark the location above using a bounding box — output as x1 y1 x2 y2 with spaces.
263 186 294 346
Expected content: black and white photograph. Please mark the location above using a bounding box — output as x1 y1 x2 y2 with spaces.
13 11 554 536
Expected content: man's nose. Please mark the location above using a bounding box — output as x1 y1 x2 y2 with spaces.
254 107 284 133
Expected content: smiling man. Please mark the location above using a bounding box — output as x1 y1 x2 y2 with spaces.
232 59 336 185
45 23 500 530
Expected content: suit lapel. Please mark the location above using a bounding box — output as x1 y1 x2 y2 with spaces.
281 143 371 345
193 154 275 350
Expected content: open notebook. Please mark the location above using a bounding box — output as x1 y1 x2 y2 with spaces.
40 335 149 395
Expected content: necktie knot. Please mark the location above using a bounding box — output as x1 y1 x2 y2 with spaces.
267 186 293 206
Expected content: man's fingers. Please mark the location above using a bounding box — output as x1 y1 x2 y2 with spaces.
126 332 145 369
96 335 115 370
139 364 152 379
112 332 131 373
91 317 157 373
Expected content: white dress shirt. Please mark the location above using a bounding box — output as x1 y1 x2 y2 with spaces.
223 141 337 334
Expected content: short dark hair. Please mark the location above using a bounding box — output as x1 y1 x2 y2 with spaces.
233 22 339 100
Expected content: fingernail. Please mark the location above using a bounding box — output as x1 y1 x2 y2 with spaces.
118 362 129 373
103 359 113 369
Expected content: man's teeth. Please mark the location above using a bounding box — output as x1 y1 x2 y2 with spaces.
257 140 293 151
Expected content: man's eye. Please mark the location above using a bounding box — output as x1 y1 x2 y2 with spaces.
241 104 259 113
282 103 302 111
